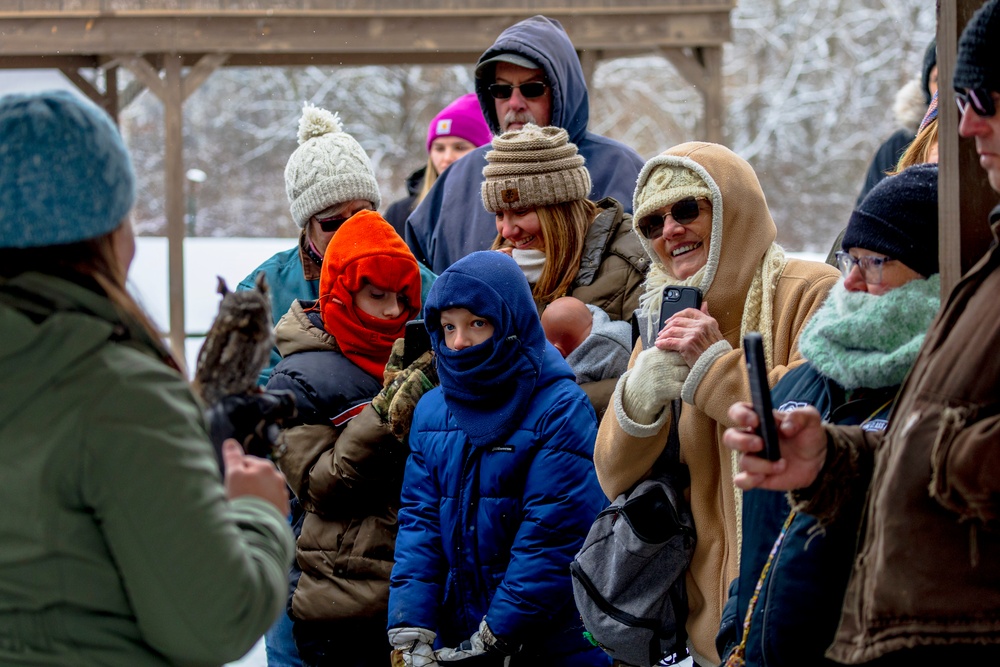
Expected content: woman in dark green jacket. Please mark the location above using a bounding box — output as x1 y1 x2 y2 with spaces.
0 90 294 666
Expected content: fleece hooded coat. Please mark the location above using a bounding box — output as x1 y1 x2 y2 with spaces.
404 15 645 274
593 142 838 665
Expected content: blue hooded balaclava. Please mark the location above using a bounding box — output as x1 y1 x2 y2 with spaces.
423 251 547 446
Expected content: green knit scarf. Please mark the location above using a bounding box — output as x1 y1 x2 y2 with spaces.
798 275 941 390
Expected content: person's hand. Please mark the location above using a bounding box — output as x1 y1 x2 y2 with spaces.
621 347 689 424
222 439 290 516
383 337 408 388
723 403 828 491
388 627 439 667
435 618 516 661
656 301 724 367
372 349 439 441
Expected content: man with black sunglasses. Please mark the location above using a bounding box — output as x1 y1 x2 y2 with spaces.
404 14 645 274
723 1 1000 662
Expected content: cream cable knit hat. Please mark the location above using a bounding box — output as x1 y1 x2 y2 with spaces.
284 103 381 229
632 163 713 225
481 124 591 212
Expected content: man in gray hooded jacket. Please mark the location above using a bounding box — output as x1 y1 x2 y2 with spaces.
405 15 645 274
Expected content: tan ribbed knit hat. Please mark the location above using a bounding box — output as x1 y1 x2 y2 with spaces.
481 124 592 212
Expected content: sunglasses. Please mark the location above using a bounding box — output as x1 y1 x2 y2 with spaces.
487 81 548 100
314 213 351 233
637 198 702 240
955 88 997 119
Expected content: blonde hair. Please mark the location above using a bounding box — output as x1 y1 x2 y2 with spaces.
0 227 181 370
888 119 939 176
416 153 440 205
491 199 598 308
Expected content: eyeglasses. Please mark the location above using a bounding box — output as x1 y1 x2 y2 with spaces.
314 213 351 233
955 88 997 119
835 251 893 285
487 81 548 100
637 198 702 240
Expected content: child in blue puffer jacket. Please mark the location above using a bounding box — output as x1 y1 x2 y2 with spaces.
387 251 611 667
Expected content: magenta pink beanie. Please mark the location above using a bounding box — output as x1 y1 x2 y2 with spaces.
425 93 492 153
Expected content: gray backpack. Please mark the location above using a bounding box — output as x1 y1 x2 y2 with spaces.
570 400 695 667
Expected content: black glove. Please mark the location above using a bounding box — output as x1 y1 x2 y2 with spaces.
205 389 297 475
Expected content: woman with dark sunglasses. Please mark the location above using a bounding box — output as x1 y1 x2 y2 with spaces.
482 123 649 418
594 142 839 666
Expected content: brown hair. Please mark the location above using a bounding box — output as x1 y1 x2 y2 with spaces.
491 199 598 308
0 227 181 370
888 119 939 176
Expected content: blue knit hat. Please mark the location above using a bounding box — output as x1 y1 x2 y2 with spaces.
0 90 136 249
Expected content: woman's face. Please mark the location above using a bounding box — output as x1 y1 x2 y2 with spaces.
495 208 544 251
430 136 477 175
439 307 494 350
353 283 410 320
113 218 136 274
841 248 924 296
648 199 712 280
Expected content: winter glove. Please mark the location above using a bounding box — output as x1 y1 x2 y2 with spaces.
621 347 689 425
435 618 517 662
204 389 297 476
372 348 439 442
389 627 439 667
382 337 409 388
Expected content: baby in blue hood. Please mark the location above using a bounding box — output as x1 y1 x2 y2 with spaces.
387 251 611 666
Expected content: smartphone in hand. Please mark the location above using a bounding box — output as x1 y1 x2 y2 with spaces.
743 332 781 461
402 319 432 368
658 286 703 331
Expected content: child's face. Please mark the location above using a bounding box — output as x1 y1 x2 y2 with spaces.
439 308 494 350
353 283 409 320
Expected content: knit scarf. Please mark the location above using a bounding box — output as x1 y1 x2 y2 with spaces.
512 248 546 284
639 243 787 558
321 296 411 379
799 274 941 390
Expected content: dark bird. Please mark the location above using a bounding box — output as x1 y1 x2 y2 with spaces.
193 273 273 405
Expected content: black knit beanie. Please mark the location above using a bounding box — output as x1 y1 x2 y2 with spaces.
921 38 937 105
954 0 1000 94
843 163 939 278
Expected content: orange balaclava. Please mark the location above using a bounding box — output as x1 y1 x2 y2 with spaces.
319 210 422 378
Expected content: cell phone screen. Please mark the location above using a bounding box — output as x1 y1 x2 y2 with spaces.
402 319 432 368
743 332 781 461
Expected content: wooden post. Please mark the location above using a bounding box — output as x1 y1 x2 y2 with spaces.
119 52 228 368
163 54 187 366
938 0 999 295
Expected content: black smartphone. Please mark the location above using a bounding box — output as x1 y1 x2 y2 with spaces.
743 332 781 461
658 286 703 331
402 319 432 367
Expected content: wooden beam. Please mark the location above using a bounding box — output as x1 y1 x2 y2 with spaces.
181 52 228 102
661 46 724 143
938 0 998 295
0 14 731 56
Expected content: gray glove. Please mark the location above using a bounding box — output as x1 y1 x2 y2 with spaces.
388 627 439 667
435 618 516 662
621 347 689 424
